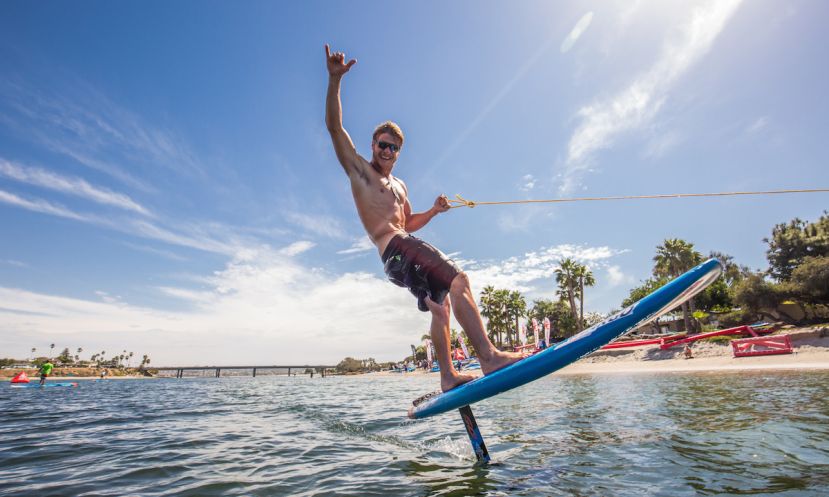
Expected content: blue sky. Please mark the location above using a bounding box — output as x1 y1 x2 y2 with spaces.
1 0 827 366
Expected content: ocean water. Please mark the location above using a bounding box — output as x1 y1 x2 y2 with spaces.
1 370 827 496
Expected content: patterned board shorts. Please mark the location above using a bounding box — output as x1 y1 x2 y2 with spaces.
382 234 461 312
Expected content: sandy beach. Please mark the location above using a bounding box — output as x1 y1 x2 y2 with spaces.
381 326 829 378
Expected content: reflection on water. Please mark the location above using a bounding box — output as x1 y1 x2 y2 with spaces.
0 370 826 496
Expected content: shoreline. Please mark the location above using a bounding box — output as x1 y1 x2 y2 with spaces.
375 326 829 378
7 327 827 382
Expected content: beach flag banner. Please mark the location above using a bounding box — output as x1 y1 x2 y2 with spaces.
532 318 539 345
424 339 432 366
543 317 551 345
459 335 470 359
520 323 527 346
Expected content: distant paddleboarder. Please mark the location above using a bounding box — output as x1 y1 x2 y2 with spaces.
38 359 54 386
324 44 523 392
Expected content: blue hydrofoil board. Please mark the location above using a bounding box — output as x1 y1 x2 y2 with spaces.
10 382 79 388
409 258 723 420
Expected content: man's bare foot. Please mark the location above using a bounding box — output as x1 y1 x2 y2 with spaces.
480 350 526 375
441 372 477 392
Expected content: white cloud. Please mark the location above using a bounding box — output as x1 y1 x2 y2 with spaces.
520 174 537 191
561 12 594 53
560 0 742 193
0 249 427 365
0 78 205 187
129 219 241 256
120 241 188 262
278 240 316 257
94 291 121 304
745 116 769 135
0 242 628 365
337 236 375 255
284 211 349 240
606 265 634 287
0 189 94 222
0 158 151 216
463 244 626 296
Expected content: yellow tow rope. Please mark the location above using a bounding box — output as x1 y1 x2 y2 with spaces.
446 188 829 209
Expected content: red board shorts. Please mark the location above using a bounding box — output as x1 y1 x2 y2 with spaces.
382 234 461 312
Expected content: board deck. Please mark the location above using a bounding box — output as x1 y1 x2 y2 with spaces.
409 258 723 419
10 382 79 388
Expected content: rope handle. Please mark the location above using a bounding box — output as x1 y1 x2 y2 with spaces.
446 188 829 209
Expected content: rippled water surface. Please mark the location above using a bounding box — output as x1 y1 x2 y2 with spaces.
1 370 827 496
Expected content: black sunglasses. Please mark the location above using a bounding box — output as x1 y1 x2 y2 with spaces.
376 140 400 153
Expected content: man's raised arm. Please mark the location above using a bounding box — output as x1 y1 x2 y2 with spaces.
324 44 361 176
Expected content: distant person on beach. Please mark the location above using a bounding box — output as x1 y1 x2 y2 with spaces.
38 359 54 386
684 344 694 359
324 44 523 392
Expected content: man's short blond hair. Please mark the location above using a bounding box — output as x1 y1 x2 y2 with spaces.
373 121 404 147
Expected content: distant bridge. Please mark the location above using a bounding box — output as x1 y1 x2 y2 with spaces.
154 365 336 379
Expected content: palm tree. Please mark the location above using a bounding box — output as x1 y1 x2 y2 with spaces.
507 291 527 348
50 343 55 358
555 259 580 329
479 285 500 347
654 238 702 332
128 352 134 368
494 289 511 347
30 347 36 361
575 264 596 330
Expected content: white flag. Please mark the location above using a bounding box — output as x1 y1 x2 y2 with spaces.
543 317 551 345
532 318 539 345
459 335 470 359
423 338 432 366
519 323 527 346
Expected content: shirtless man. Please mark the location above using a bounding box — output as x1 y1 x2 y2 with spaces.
324 45 523 391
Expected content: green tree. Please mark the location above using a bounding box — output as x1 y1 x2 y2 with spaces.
575 264 596 330
653 238 702 332
555 259 580 329
528 299 578 338
765 212 829 281
694 278 732 312
789 256 829 304
479 285 501 347
335 357 364 373
709 251 750 286
58 347 72 364
493 289 511 347
506 291 527 348
732 273 789 322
